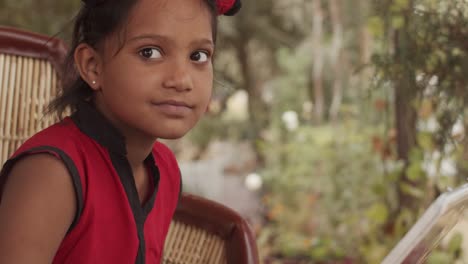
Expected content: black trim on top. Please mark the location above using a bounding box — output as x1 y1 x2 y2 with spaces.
0 146 84 232
143 154 160 216
71 101 161 264
71 101 127 155
109 152 160 264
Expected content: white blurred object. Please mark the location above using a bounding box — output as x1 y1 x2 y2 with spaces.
423 151 457 177
225 90 248 121
282 110 299 131
440 158 457 177
417 116 439 132
429 75 439 86
451 119 465 139
245 173 263 191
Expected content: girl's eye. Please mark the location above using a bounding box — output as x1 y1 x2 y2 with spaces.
139 47 162 59
190 51 209 63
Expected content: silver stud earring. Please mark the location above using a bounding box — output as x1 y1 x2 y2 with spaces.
92 80 96 85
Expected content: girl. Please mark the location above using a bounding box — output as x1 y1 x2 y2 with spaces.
0 0 241 263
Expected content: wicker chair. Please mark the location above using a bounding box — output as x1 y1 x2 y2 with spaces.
164 194 259 264
0 26 259 264
0 26 66 165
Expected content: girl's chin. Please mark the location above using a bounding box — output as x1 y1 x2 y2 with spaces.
157 133 187 140
141 119 198 140
151 127 192 140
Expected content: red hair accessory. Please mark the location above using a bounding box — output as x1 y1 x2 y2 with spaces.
216 0 241 16
82 0 241 16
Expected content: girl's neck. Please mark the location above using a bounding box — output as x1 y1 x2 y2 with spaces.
93 99 156 169
125 135 155 169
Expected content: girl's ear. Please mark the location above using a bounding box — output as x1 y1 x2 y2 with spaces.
74 43 102 91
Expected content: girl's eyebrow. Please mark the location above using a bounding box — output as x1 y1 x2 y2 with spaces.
128 34 214 47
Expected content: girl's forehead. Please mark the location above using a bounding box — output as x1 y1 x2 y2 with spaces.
101 0 213 55
130 0 209 20
125 0 212 36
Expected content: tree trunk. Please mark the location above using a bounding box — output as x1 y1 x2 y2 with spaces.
393 0 419 212
328 0 344 121
235 18 268 165
310 0 325 123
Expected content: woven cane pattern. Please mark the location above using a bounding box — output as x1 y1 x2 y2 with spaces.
0 54 59 165
163 220 227 264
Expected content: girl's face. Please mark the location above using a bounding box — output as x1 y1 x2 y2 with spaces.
94 0 214 140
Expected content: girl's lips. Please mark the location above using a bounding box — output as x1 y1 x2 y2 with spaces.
151 100 193 117
155 100 193 108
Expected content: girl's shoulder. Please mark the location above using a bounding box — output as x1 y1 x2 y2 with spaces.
24 117 77 139
11 117 84 159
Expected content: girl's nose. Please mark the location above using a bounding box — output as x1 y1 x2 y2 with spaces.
162 60 193 92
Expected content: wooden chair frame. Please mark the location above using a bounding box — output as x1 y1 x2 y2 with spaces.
164 194 259 264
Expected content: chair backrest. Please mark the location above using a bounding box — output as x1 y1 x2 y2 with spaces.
0 26 260 264
0 26 66 165
163 194 259 264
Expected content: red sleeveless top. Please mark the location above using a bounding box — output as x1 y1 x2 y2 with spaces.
0 102 181 264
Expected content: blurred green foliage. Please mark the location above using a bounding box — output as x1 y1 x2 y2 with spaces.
258 0 468 262
0 0 79 39
259 121 385 261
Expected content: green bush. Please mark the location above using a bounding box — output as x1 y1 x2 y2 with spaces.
260 121 387 261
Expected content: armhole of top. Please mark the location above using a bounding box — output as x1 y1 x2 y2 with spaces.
0 146 84 233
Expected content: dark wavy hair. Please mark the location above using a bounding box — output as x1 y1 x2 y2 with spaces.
48 0 218 118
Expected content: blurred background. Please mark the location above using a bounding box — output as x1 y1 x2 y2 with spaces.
1 0 468 262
